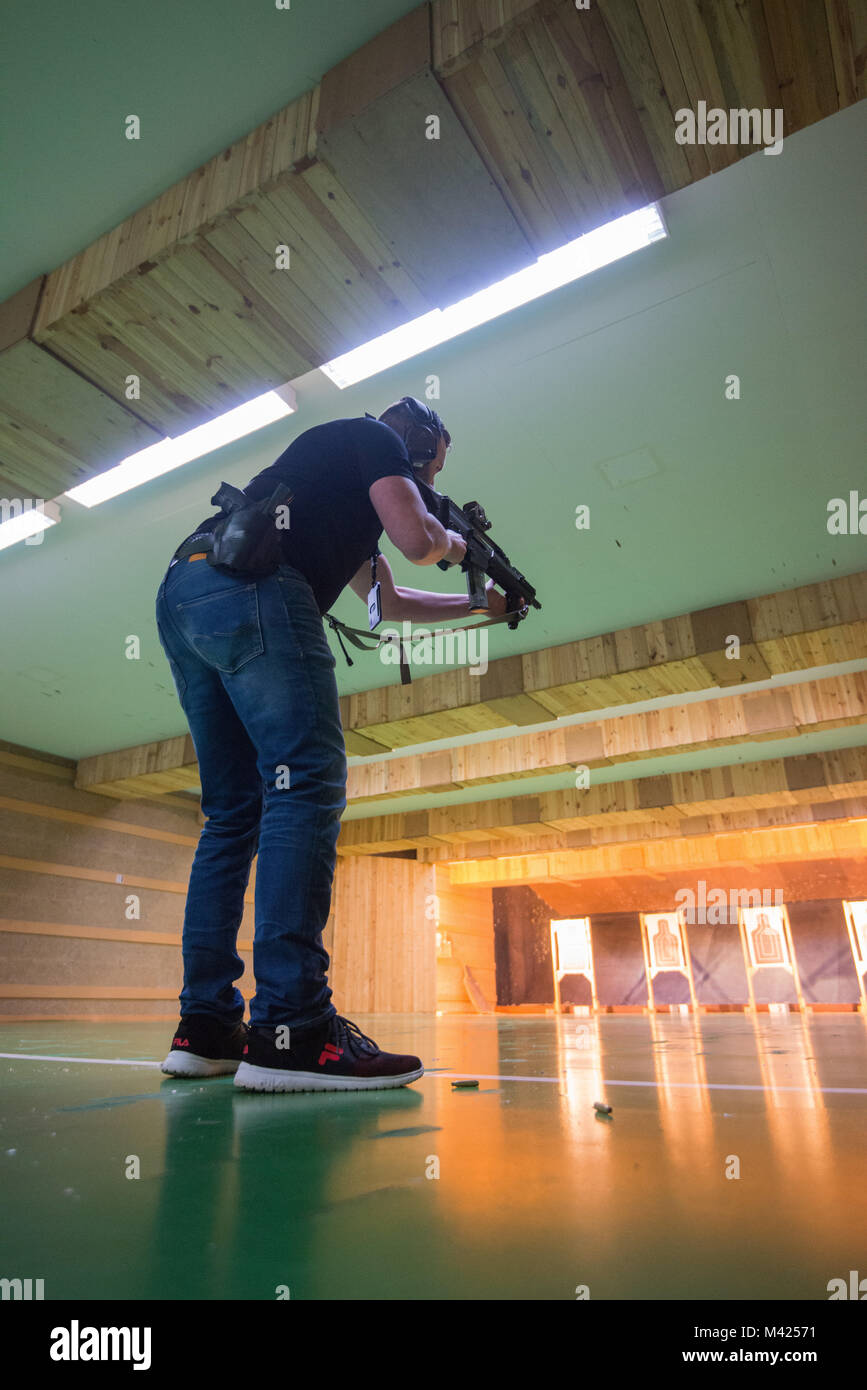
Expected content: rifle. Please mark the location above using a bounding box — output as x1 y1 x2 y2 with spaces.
413 477 541 628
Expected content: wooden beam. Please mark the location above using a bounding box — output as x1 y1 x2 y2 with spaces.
337 745 867 854
75 735 198 798
824 0 867 106
0 739 75 784
74 668 867 807
317 9 534 307
338 570 867 749
2 0 860 493
73 574 867 801
501 851 867 913
446 816 867 886
432 0 542 73
414 795 867 862
33 158 429 443
346 669 867 802
36 90 318 326
0 277 163 499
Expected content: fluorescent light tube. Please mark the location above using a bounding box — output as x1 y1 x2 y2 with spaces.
0 499 61 551
321 204 667 388
65 387 296 509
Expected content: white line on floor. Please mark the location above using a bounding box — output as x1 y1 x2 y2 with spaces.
431 1072 867 1094
0 1052 161 1067
1 1053 866 1094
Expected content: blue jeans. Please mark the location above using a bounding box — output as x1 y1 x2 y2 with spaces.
155 555 347 1030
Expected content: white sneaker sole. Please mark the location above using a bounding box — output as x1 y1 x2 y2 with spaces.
161 1051 241 1077
233 1061 424 1093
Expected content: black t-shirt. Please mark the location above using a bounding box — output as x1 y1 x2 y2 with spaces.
185 417 415 613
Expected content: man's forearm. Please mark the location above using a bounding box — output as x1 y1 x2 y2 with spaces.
385 586 472 623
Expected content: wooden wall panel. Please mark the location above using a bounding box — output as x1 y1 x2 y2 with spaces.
2 758 197 833
434 872 495 1012
0 748 248 1021
323 855 436 1013
0 739 77 783
516 857 867 917
0 999 182 1021
0 806 196 884
0 870 188 941
1 747 440 1019
0 934 183 989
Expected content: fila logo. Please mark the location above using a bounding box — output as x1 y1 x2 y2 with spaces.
318 1043 344 1067
173 1038 189 1047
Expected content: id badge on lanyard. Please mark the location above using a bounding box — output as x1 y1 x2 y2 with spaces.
368 552 382 630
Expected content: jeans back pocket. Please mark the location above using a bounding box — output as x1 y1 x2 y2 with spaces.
176 583 264 673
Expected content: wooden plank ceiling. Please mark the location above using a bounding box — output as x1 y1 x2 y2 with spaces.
1 0 864 496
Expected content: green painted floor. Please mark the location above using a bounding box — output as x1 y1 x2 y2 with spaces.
1 1013 864 1300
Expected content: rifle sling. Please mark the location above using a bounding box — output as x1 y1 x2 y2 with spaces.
323 611 524 686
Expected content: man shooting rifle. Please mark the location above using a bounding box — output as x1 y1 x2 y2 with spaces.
155 395 533 1094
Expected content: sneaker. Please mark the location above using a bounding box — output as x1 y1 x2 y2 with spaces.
233 1014 424 1093
161 1015 248 1078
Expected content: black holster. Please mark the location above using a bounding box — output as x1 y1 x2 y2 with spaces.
206 481 293 577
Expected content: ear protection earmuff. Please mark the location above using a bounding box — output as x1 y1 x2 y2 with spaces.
398 396 445 466
368 397 446 467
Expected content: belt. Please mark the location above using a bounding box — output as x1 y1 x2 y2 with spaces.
169 534 215 567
